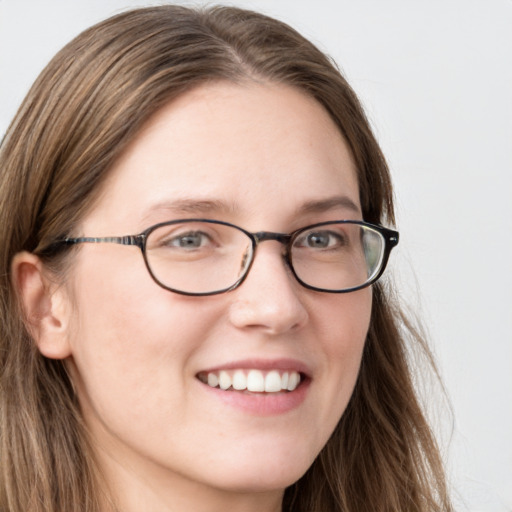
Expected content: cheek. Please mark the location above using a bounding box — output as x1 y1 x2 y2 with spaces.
69 246 205 350
65 250 218 419
317 286 371 355
313 288 371 418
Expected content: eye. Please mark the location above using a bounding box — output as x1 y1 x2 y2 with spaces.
164 230 213 249
295 230 345 249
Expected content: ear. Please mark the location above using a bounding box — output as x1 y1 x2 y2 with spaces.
11 251 72 359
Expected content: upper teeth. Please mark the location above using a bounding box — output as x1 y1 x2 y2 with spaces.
203 369 301 393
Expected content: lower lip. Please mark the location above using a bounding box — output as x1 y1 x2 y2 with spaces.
197 378 310 416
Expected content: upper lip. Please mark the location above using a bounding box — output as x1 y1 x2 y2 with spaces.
197 358 312 378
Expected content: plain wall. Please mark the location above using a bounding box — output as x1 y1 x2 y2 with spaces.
1 1 511 510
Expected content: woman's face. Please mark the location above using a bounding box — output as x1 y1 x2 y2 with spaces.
63 82 371 505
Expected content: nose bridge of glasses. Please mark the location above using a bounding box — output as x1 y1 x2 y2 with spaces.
253 231 291 246
245 232 293 281
244 231 295 288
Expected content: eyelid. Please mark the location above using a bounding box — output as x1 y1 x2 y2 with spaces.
150 221 215 235
148 221 234 249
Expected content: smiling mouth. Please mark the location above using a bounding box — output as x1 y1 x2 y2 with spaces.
197 369 302 393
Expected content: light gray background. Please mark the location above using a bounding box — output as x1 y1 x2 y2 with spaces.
1 1 511 510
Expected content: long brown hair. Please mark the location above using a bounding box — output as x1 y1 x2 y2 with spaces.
0 5 452 511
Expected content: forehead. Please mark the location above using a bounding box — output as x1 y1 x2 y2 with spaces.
84 82 360 233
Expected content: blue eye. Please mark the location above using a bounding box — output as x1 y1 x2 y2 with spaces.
167 231 212 249
296 230 345 249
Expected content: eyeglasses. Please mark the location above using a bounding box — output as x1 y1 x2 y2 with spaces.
58 219 399 296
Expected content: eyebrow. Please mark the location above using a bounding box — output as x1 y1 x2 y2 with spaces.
141 199 237 221
142 195 361 223
297 196 361 215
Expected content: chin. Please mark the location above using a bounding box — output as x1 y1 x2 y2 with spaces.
203 450 314 494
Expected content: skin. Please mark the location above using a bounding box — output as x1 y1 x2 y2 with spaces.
16 82 372 512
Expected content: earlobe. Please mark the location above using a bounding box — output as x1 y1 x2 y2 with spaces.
11 251 72 359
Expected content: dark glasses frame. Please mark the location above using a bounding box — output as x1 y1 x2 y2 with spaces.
54 219 399 296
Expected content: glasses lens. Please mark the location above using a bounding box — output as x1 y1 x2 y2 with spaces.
145 221 253 294
291 222 385 291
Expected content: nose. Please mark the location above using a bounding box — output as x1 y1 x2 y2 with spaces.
228 243 309 335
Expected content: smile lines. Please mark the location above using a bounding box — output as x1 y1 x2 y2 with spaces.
199 369 302 393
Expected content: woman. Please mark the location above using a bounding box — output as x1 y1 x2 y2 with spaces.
0 5 452 512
